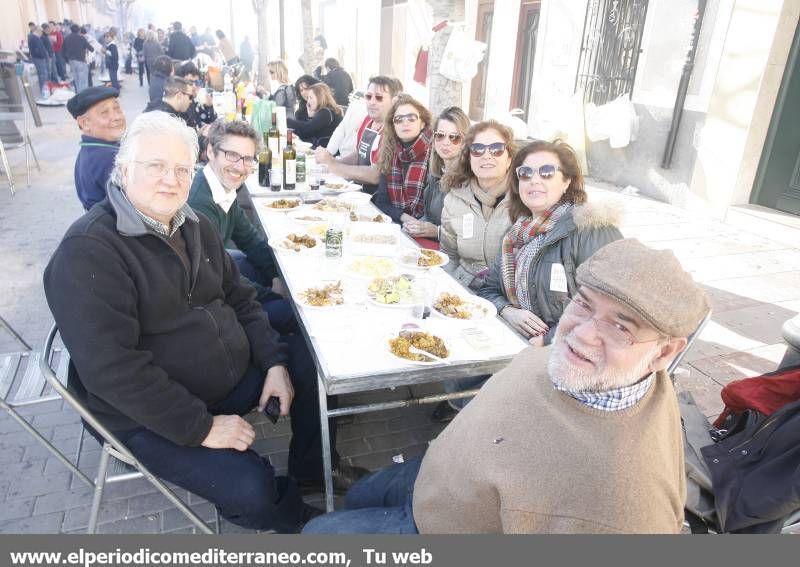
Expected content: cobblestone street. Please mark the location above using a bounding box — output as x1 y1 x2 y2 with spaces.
1 80 798 534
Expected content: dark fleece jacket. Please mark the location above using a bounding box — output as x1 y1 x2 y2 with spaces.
43 184 287 446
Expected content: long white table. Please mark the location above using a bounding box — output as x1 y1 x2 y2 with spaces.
249 182 528 510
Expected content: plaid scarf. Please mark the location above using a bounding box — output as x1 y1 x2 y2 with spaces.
501 202 572 311
386 127 432 219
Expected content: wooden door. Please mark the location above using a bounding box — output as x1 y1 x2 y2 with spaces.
509 0 541 121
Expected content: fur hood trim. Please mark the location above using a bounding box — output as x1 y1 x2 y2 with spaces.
572 199 622 230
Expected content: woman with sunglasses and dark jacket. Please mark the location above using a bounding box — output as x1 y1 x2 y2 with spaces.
439 120 517 291
479 139 622 345
371 94 433 224
403 106 470 246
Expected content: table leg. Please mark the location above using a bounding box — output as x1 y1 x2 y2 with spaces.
317 372 335 512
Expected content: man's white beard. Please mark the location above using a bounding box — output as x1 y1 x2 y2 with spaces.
547 328 664 393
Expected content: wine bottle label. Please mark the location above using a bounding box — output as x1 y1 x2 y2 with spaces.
268 138 280 157
285 160 297 185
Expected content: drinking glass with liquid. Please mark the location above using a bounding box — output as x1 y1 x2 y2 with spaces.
270 169 283 192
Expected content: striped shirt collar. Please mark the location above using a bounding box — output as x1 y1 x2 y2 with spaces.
121 191 186 237
554 374 655 411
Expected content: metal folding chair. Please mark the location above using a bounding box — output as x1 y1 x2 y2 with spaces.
0 74 41 194
40 324 218 534
668 309 713 377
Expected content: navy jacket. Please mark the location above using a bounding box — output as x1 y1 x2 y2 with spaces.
27 33 47 59
74 135 119 210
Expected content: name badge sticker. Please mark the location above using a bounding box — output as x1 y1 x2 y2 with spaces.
462 213 475 239
550 263 568 293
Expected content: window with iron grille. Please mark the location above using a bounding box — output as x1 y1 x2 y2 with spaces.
575 0 650 105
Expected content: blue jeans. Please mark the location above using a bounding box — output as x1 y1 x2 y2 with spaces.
55 51 67 80
32 58 48 95
228 249 298 334
115 362 305 531
69 59 89 93
303 458 422 533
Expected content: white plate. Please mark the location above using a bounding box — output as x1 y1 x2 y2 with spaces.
310 198 355 214
431 292 497 321
397 248 450 270
296 280 346 309
287 209 333 225
338 191 373 207
366 274 417 308
343 257 398 280
385 328 452 365
268 232 323 255
348 212 392 224
321 179 363 194
258 196 304 213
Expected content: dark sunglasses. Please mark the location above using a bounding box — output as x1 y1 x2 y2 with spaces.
434 131 463 144
393 113 419 124
364 93 385 102
470 142 507 158
516 164 562 180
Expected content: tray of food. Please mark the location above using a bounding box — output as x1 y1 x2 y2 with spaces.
260 196 304 212
311 198 355 214
287 210 332 225
297 280 345 308
431 292 496 321
320 178 363 194
269 232 322 254
387 328 451 365
397 248 449 270
343 256 398 279
347 222 402 256
367 274 416 307
348 211 391 223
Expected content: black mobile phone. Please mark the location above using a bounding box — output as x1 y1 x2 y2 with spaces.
264 396 281 424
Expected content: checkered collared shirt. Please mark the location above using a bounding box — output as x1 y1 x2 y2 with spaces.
555 374 655 411
123 192 186 237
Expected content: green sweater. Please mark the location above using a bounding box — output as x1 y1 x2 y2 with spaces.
413 346 685 533
188 173 280 303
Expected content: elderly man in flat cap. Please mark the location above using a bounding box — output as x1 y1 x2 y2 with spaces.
67 85 126 210
305 238 711 534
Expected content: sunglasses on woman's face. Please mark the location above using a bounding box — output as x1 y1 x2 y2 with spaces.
516 164 562 180
364 93 385 102
470 142 507 158
434 131 463 144
393 113 419 124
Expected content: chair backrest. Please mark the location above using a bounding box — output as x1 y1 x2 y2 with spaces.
668 309 712 377
39 324 146 468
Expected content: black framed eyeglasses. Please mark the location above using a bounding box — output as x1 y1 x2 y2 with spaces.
392 113 419 124
434 131 463 145
216 147 257 169
470 142 506 158
516 164 561 181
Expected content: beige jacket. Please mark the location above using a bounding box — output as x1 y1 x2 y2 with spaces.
439 182 511 290
412 346 686 534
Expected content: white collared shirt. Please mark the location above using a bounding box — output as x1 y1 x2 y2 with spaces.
202 164 237 213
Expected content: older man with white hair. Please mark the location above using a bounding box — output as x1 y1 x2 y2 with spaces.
305 238 710 534
43 111 322 532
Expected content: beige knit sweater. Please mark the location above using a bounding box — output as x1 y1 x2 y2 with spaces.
412 346 686 533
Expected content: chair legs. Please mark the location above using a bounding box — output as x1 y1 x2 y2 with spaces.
88 444 112 534
0 139 15 196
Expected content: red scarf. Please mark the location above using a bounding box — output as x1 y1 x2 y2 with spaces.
386 128 432 219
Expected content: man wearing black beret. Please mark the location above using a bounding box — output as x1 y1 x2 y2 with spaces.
67 86 126 210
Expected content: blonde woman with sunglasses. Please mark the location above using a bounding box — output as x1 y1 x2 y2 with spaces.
479 139 622 346
403 106 470 244
439 120 517 291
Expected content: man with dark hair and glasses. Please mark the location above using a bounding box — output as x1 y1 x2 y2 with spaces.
313 75 403 194
44 111 351 533
144 75 194 117
305 238 710 534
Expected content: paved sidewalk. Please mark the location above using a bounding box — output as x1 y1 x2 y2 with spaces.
0 79 798 533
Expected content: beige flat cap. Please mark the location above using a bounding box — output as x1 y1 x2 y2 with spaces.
576 238 710 337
